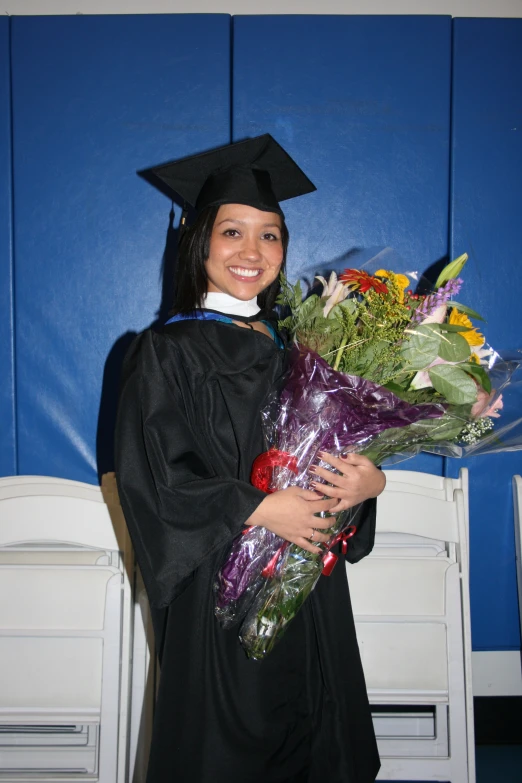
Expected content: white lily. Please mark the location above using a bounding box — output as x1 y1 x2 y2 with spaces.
470 345 495 366
323 282 350 317
315 271 339 299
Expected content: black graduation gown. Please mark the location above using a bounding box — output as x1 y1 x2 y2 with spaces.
114 318 380 783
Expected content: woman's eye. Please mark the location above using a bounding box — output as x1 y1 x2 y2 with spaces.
263 232 280 241
223 228 240 237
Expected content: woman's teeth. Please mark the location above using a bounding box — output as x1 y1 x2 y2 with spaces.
229 267 262 278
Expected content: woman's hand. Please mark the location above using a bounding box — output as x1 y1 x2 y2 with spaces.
247 486 338 554
310 452 386 513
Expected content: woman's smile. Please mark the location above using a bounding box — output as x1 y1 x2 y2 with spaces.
228 265 264 280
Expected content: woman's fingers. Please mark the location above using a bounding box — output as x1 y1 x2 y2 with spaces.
329 499 352 513
321 451 371 468
282 487 339 517
306 527 330 544
310 465 352 491
295 487 328 501
306 496 339 515
313 483 350 501
309 451 386 506
294 527 331 554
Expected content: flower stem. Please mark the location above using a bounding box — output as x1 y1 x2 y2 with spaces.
333 335 348 371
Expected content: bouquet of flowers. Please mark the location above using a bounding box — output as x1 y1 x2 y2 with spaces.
214 254 522 659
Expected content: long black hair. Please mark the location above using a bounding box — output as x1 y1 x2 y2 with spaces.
171 204 289 315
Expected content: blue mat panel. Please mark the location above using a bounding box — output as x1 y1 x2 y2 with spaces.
11 14 231 482
0 18 15 476
447 19 522 650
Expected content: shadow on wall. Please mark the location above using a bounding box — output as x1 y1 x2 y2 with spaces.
96 204 181 480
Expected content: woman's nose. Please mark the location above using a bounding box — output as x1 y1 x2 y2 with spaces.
239 240 262 261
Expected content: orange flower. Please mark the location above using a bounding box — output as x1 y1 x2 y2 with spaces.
339 268 388 295
375 269 410 303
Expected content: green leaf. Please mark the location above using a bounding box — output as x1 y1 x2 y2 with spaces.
336 298 357 316
438 323 472 333
294 280 303 307
297 294 321 321
437 332 471 362
401 324 441 370
428 364 478 404
462 362 492 394
434 252 468 289
277 316 293 331
409 414 467 443
446 301 486 322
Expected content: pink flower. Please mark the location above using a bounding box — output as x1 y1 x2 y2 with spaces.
471 389 503 419
410 356 451 390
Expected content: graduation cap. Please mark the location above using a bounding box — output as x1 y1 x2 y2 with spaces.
138 134 316 219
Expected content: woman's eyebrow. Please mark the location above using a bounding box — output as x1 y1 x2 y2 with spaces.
216 218 245 226
215 218 281 229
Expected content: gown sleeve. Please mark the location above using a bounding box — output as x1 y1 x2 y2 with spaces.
344 496 377 564
114 330 267 608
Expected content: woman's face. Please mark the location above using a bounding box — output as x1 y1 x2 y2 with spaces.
205 203 284 300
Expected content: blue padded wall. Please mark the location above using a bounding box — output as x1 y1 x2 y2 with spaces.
0 18 15 476
233 15 453 474
10 14 231 483
447 19 522 650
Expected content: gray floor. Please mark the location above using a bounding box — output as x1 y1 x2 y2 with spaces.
476 745 522 783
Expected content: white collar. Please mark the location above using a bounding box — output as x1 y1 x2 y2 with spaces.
201 292 261 318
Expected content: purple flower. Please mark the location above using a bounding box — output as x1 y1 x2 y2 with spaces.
412 278 463 323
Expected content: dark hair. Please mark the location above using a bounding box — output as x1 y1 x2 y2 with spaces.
171 204 289 315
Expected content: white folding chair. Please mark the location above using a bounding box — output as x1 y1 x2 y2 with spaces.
513 476 522 647
0 475 134 782
347 468 475 783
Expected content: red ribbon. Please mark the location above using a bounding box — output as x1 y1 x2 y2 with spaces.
250 449 299 494
321 525 357 576
257 525 357 580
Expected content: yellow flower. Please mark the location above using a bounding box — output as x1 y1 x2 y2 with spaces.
375 269 410 303
448 308 485 346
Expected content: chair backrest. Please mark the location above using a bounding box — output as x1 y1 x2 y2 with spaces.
0 475 127 552
0 474 133 783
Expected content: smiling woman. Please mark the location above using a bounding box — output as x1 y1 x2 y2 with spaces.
115 134 385 783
